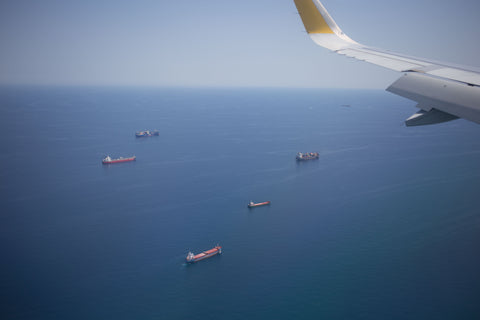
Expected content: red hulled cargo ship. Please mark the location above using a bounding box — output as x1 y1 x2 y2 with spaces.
186 245 222 263
102 155 136 164
248 201 271 208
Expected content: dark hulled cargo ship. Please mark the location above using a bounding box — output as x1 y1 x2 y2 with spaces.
296 152 319 161
135 130 159 137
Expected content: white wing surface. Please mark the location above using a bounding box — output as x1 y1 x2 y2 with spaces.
293 0 480 126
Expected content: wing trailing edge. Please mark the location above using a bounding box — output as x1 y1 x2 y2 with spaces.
293 0 480 126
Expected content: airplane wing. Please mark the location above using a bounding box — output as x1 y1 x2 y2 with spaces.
293 0 480 126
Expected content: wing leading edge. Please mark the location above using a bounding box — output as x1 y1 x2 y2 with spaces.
293 0 480 126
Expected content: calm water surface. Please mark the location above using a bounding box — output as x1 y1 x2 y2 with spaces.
1 87 479 319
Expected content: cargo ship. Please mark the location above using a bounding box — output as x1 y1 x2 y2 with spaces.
135 130 159 137
186 245 222 263
248 201 271 208
102 155 136 164
296 152 319 161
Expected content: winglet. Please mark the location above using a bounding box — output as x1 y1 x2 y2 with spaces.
293 0 358 50
294 0 335 34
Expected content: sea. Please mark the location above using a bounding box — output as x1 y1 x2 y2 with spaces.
1 86 479 319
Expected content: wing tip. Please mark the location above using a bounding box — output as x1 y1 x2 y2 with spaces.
294 0 335 34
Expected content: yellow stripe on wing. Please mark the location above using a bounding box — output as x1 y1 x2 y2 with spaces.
294 0 334 34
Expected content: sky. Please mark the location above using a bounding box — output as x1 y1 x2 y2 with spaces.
0 0 479 89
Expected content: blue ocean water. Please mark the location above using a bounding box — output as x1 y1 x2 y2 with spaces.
1 86 479 319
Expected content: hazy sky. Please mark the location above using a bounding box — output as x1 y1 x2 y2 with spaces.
1 0 479 88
